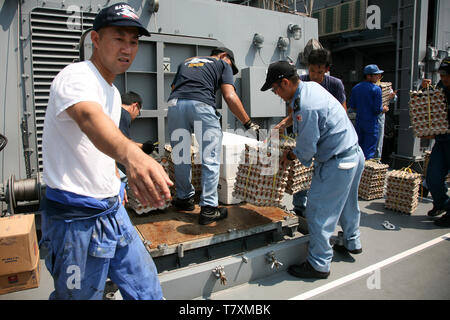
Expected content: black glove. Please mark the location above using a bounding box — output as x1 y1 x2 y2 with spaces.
244 120 260 140
142 140 156 154
243 120 260 131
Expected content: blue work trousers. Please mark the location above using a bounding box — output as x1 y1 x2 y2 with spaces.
375 113 385 159
425 137 450 211
39 199 163 300
167 99 223 207
305 146 365 273
355 124 379 160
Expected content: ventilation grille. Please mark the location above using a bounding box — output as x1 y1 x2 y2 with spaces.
313 0 367 37
29 7 96 171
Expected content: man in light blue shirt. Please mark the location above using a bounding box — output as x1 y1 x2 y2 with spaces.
261 61 365 279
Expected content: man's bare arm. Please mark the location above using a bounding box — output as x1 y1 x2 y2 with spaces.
66 101 173 207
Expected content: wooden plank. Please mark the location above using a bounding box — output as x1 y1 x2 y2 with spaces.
130 204 292 249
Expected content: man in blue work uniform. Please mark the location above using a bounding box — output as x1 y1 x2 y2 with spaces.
168 47 258 225
348 64 389 159
422 57 450 227
40 3 172 299
274 48 347 217
261 61 365 279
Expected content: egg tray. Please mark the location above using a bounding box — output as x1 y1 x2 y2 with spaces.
285 159 314 195
358 160 389 200
409 88 450 137
233 138 307 207
233 143 291 207
164 145 202 194
379 82 393 106
125 188 171 215
384 170 421 214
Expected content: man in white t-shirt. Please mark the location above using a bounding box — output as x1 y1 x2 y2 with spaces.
40 3 172 300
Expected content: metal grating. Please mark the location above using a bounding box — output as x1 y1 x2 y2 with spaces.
29 7 96 171
314 0 367 37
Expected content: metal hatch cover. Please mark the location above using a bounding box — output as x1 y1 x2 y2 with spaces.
131 204 298 257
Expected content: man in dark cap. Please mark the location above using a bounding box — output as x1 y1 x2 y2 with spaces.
40 3 171 299
167 47 258 225
421 57 450 227
261 61 365 279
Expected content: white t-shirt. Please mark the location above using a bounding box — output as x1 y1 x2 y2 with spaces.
42 60 121 199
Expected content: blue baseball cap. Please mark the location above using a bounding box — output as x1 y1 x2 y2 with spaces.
363 64 384 75
93 3 150 37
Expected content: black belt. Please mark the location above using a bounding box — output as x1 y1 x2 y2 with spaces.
331 144 359 160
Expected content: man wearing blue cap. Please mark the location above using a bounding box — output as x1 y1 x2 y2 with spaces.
40 3 171 299
349 64 389 159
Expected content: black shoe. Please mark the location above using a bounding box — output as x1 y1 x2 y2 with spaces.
333 244 363 255
434 213 450 227
199 206 228 225
294 209 305 218
172 196 195 211
287 261 330 279
427 206 446 217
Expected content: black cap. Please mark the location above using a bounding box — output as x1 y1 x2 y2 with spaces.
93 3 150 37
438 57 450 75
261 61 297 91
212 47 239 75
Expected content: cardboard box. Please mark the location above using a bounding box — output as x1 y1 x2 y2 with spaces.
0 214 39 276
220 132 258 180
218 177 242 205
0 259 40 295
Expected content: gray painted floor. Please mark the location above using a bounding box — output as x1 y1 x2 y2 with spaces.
1 193 449 300
209 196 450 300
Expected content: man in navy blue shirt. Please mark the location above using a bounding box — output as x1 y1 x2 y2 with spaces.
117 91 155 175
348 64 389 159
300 48 347 110
167 47 258 225
274 48 347 217
421 58 450 227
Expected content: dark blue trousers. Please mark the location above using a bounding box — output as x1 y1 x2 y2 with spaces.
426 137 450 211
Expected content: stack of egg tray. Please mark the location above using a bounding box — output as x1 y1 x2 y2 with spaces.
409 88 450 137
125 187 171 215
379 82 393 106
274 136 314 195
232 142 291 207
358 160 389 200
164 144 202 197
385 170 421 214
285 159 314 195
125 151 171 215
